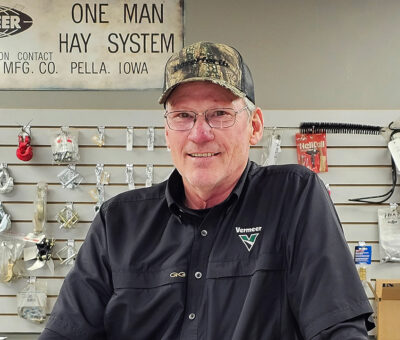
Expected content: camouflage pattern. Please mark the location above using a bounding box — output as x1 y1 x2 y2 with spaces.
159 41 246 104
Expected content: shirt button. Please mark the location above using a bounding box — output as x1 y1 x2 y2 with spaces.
201 230 208 237
195 271 202 279
188 313 196 320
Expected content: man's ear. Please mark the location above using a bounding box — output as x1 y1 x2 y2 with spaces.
249 107 264 145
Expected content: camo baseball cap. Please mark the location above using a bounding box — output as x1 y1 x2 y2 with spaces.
159 41 255 105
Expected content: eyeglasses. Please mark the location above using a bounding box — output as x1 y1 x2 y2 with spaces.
164 106 249 131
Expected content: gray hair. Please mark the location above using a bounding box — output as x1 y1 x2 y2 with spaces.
244 97 256 118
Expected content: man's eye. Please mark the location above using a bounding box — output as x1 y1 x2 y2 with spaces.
214 110 228 116
172 112 192 119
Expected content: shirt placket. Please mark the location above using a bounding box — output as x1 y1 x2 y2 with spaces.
179 212 218 340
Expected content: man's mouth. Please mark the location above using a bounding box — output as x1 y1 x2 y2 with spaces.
188 152 219 158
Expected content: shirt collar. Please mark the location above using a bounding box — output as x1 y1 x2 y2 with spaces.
165 160 253 216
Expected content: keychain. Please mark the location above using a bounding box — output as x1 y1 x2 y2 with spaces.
16 125 33 162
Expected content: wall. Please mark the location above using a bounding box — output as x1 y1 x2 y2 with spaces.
1 0 400 337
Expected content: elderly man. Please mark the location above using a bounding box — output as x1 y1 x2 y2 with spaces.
40 42 374 339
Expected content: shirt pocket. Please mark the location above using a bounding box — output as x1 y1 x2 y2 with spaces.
112 265 187 288
206 252 284 278
205 254 284 340
105 266 187 339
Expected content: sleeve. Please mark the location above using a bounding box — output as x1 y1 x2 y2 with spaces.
39 206 113 340
285 172 375 340
310 315 369 340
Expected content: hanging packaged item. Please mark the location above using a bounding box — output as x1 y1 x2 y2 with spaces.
25 237 55 273
378 204 400 262
51 126 79 164
17 277 47 323
0 202 11 233
0 235 25 282
57 165 84 189
295 133 328 173
16 125 33 162
354 241 372 281
55 240 77 266
33 182 47 235
0 163 14 194
56 202 79 229
260 130 281 166
92 126 105 147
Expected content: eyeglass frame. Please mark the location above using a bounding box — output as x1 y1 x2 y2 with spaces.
164 106 250 131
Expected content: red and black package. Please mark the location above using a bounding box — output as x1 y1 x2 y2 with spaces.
295 133 328 173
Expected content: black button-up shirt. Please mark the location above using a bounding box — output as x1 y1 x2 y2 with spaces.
40 162 374 339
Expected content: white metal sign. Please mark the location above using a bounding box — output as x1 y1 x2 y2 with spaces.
0 0 183 90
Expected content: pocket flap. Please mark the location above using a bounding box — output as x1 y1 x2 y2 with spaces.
112 266 187 289
207 253 284 279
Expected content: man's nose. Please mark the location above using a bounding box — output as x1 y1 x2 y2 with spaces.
187 115 214 142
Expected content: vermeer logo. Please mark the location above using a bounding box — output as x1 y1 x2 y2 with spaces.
0 5 33 38
235 226 262 252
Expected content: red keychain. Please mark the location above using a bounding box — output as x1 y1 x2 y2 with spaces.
16 125 33 162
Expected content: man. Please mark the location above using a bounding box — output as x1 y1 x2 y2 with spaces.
40 41 374 339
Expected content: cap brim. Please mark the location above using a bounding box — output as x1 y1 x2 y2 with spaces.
158 77 246 105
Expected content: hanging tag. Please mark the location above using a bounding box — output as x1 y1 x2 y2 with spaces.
125 164 135 190
147 127 155 151
126 126 134 151
388 138 400 173
354 242 372 265
145 164 153 187
92 126 105 147
56 202 79 229
0 163 14 194
57 165 84 189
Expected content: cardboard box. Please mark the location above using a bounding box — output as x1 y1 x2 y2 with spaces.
374 279 400 340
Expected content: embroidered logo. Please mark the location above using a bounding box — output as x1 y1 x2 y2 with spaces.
235 226 262 252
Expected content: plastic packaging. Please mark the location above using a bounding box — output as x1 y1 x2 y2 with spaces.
51 127 79 164
17 278 47 323
378 204 400 262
